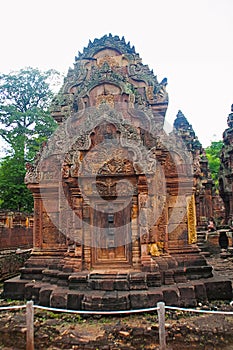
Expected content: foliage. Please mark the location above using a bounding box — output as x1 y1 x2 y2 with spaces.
0 67 59 160
0 67 60 211
0 155 33 211
205 140 223 188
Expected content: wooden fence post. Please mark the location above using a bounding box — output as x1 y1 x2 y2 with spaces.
157 302 166 350
26 300 34 350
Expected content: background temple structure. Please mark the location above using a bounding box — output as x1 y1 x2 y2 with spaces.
3 35 232 309
173 110 224 229
219 104 233 225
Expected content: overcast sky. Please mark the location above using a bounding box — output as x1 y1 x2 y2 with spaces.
1 0 233 148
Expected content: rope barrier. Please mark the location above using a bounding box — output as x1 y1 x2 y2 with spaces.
0 304 26 311
1 302 233 315
34 304 159 315
165 305 233 315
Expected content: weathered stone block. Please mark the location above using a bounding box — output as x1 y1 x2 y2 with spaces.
81 290 131 311
146 290 164 307
67 291 84 310
24 282 44 303
68 273 88 290
114 278 129 290
129 272 147 290
81 291 105 310
162 287 179 305
20 267 44 280
192 281 207 303
31 284 42 302
50 288 67 308
163 270 175 285
173 268 187 283
89 279 115 291
177 284 196 307
24 282 35 300
146 272 162 287
42 269 60 285
3 276 27 299
204 278 232 301
186 265 213 280
24 282 42 302
39 286 54 306
130 289 162 309
130 291 148 309
57 272 70 287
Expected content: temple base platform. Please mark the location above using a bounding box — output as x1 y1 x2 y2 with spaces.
3 271 232 310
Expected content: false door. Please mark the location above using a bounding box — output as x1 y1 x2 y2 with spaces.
91 199 132 268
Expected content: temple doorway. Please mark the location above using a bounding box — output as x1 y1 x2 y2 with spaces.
91 198 132 268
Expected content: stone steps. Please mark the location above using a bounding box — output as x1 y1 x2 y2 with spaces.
2 275 232 310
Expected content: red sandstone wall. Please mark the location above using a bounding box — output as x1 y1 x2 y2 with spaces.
0 250 31 281
0 226 33 250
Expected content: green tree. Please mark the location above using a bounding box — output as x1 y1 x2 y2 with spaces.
205 140 223 189
0 67 60 211
0 155 33 211
0 67 59 159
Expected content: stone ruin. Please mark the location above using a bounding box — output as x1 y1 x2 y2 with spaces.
219 104 233 225
173 111 230 255
0 211 33 250
173 110 217 229
3 35 232 309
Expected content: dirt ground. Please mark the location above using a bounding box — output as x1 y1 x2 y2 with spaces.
0 253 233 350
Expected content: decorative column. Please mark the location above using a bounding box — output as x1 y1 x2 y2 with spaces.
131 195 141 269
187 194 197 244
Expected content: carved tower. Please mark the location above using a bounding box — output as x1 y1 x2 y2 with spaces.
173 110 217 229
4 35 231 310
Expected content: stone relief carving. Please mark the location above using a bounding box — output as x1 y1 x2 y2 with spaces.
98 158 134 175
96 181 113 196
116 180 136 196
85 177 136 197
187 194 197 244
74 63 133 97
70 151 81 177
96 94 114 108
193 150 202 176
62 163 70 179
25 163 40 184
154 78 168 103
62 60 89 94
97 55 122 68
146 86 154 101
128 62 157 87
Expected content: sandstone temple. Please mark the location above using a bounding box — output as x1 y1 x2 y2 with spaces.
4 35 232 309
